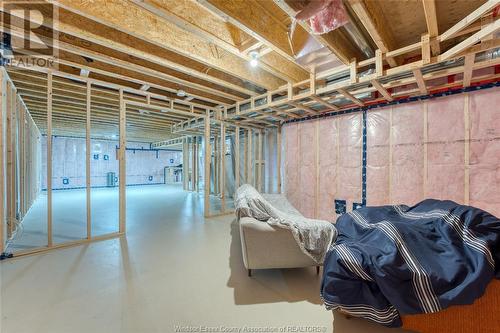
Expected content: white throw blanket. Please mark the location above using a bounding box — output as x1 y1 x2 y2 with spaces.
235 184 337 264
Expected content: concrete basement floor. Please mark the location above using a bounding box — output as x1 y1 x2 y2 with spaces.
0 185 410 333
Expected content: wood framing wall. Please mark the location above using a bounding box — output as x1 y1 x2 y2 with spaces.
0 68 42 252
282 87 500 222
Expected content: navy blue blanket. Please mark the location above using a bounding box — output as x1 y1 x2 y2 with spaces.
321 199 500 327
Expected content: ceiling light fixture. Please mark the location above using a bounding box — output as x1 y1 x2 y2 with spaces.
249 50 259 68
185 96 194 101
176 90 186 97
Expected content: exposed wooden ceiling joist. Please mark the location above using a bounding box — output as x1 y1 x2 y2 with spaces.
348 0 398 67
4 6 262 98
421 0 441 55
130 0 308 83
55 0 285 90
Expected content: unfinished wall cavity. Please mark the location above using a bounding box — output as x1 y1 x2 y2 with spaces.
282 87 500 220
0 70 42 249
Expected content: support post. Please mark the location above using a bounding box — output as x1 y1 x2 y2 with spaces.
464 93 470 205
220 122 226 211
0 69 5 253
191 136 195 191
235 126 240 190
204 110 211 217
47 71 53 246
86 81 91 239
277 125 282 193
119 89 126 234
6 83 13 238
182 138 188 190
247 130 253 186
243 130 248 183
194 136 198 192
258 130 263 192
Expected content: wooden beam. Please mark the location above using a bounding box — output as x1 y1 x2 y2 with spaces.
440 19 500 60
337 88 364 106
463 54 475 87
412 69 428 94
421 0 440 55
370 79 393 101
56 0 285 90
348 0 398 67
439 0 500 42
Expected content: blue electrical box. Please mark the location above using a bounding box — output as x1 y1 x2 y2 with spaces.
62 178 69 185
335 200 346 215
170 158 174 163
93 154 99 160
148 176 153 181
104 154 109 160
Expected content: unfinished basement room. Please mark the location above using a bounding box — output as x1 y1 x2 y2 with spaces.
0 1 499 333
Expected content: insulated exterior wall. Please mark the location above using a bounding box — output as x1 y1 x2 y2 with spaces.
391 103 425 205
427 95 465 203
298 121 317 218
284 123 300 210
366 109 390 206
337 114 362 212
282 87 500 221
317 117 338 222
42 136 181 189
469 89 500 217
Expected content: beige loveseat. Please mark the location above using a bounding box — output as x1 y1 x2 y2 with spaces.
239 216 319 277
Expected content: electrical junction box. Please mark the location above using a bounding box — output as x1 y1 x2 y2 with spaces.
335 200 346 215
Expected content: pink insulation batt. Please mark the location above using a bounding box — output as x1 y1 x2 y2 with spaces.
282 86 500 220
469 88 500 218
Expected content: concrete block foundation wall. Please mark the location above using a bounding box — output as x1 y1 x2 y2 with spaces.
282 87 500 221
42 136 182 190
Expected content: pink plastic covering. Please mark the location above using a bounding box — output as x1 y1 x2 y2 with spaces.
282 87 500 220
295 0 348 35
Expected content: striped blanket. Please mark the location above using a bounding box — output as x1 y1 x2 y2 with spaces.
321 199 500 327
